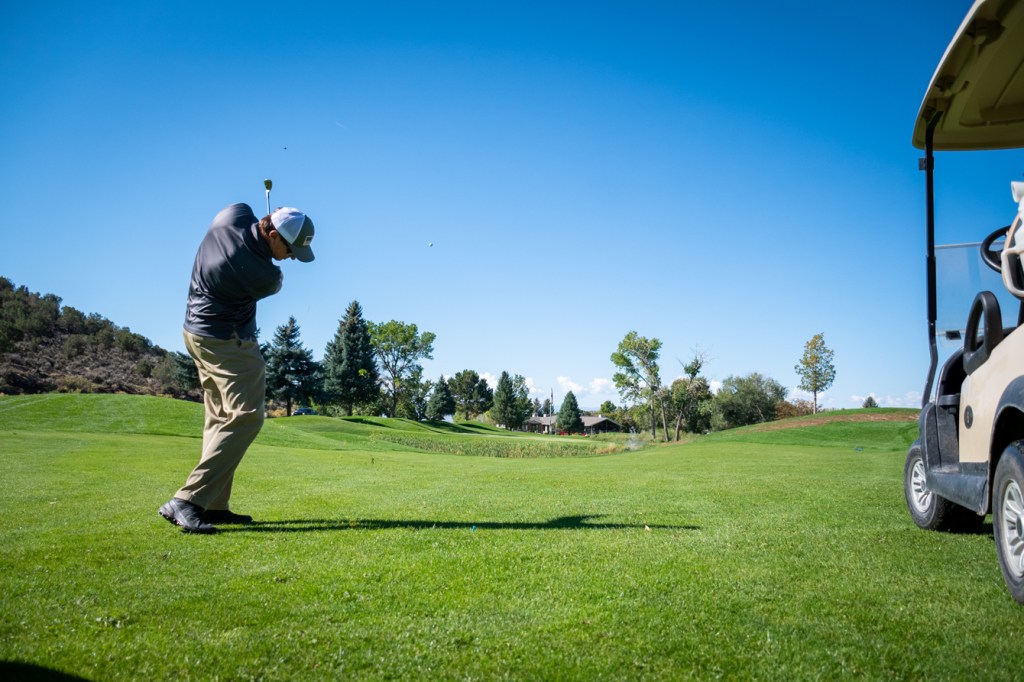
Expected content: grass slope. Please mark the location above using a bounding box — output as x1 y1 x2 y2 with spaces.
0 395 1020 681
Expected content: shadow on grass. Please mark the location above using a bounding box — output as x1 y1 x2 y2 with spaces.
340 417 395 429
950 521 994 536
417 420 490 435
0 661 90 681
218 514 700 533
452 423 499 434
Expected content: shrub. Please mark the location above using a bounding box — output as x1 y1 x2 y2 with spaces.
54 374 99 393
63 334 90 358
134 359 154 378
115 328 149 355
58 306 87 334
94 327 114 350
776 399 815 420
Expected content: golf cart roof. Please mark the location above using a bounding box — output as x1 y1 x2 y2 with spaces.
912 0 1024 150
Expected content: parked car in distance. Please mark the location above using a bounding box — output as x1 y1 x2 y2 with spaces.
292 407 317 416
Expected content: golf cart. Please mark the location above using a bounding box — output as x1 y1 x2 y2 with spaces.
904 0 1024 601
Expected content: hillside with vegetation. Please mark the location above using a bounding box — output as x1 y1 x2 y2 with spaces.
0 276 195 398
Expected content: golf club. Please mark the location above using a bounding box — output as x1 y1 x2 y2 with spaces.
264 178 273 216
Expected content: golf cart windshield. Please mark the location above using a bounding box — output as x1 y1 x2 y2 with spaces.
936 240 1019 345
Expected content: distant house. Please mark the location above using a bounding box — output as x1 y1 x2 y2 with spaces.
525 415 621 435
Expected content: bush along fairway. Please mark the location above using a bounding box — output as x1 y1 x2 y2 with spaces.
1 394 1022 680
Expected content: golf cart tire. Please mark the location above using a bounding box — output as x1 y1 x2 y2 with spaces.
904 442 983 532
993 441 1024 603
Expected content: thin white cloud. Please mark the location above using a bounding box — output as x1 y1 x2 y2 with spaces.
849 391 921 408
523 377 547 397
789 388 822 405
557 376 583 394
589 377 613 395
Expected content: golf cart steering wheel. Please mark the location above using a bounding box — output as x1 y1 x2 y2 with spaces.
981 225 1012 273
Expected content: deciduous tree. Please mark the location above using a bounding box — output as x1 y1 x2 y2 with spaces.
670 354 714 440
795 333 836 414
611 331 667 439
397 368 430 420
448 369 493 421
715 372 787 429
368 320 435 417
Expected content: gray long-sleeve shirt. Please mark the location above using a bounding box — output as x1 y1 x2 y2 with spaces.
183 203 283 340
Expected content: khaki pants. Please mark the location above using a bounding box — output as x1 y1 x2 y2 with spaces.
176 330 266 510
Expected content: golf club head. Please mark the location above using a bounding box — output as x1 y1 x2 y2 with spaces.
264 178 272 216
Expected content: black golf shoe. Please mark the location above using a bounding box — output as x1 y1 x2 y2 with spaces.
201 509 253 525
159 498 217 534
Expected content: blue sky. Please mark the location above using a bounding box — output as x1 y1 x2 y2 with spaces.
2 1 1022 410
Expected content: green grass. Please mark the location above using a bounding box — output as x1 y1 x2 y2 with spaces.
1 395 1021 680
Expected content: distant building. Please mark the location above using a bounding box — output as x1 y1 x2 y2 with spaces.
525 415 621 435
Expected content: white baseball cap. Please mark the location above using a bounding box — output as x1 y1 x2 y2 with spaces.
270 207 315 262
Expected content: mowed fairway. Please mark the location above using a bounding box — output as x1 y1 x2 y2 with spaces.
1 395 1022 680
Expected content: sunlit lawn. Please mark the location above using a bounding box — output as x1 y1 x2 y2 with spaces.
0 395 1020 680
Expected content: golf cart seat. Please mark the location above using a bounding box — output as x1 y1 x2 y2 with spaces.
963 291 1004 375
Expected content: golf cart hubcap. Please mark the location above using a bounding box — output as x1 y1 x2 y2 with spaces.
911 459 932 512
1001 480 1024 579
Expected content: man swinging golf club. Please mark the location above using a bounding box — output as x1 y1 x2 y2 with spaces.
160 183 315 534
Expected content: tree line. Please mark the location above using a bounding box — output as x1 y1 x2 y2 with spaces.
247 302 597 428
242 309 841 440
1 276 853 437
606 329 839 440
235 301 500 421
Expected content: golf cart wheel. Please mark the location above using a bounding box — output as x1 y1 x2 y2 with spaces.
904 442 982 532
993 441 1024 603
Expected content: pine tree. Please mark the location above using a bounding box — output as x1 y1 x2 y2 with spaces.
264 316 320 416
323 301 379 415
489 371 531 430
490 371 513 427
511 375 533 429
556 391 584 433
171 350 200 392
425 374 456 421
